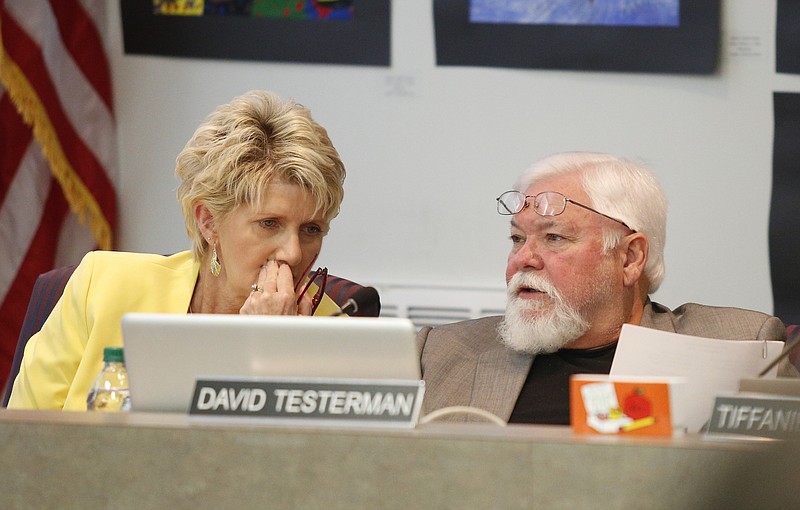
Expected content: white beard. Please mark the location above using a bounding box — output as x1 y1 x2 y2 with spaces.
498 271 591 355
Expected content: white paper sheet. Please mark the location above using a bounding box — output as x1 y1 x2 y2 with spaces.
610 324 784 433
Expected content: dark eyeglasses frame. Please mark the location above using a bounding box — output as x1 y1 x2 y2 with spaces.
296 266 328 315
496 190 634 231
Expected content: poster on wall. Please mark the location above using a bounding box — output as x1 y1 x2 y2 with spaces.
433 0 720 74
121 0 390 66
777 0 800 74
769 92 800 324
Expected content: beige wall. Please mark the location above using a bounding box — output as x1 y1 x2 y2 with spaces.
107 1 800 315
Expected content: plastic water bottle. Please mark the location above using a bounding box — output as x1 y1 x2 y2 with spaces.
86 346 131 412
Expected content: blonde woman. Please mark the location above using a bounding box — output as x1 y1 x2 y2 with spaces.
9 90 347 409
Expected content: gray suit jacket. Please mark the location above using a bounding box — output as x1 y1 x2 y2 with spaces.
417 301 795 422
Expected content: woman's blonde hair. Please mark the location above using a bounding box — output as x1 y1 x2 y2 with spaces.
176 90 346 259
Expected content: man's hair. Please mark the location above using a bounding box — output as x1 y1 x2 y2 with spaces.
515 152 667 293
176 90 346 260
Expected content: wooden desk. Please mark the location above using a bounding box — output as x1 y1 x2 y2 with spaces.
0 409 794 509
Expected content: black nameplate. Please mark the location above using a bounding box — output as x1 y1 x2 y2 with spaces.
189 377 425 427
707 394 800 439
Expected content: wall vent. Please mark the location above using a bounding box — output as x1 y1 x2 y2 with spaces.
373 283 506 329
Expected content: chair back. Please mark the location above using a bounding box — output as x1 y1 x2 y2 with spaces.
1 263 379 406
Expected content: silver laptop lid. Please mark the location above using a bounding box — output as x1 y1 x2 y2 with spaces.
121 313 420 413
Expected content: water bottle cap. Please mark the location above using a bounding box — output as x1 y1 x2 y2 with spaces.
103 346 125 363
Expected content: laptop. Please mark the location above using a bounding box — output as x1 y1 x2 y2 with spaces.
121 313 421 413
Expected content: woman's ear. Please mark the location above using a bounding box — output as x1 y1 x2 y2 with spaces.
622 233 648 288
194 203 215 241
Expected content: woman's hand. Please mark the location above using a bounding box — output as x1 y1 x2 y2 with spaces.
239 260 312 316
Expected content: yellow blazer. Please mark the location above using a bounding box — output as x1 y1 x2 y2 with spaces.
8 250 339 410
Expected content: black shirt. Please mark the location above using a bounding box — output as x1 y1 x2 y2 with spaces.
508 343 617 425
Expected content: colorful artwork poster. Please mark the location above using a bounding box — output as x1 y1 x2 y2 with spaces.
434 0 719 73
152 0 354 20
469 0 679 27
122 0 388 66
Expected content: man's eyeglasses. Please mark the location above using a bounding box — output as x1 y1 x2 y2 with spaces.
495 190 634 231
297 266 328 315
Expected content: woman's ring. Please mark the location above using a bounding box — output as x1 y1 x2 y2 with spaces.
251 283 263 293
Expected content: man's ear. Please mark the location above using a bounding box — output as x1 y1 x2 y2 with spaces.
194 203 215 241
621 233 648 288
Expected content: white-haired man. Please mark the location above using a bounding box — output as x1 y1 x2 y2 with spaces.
417 152 795 424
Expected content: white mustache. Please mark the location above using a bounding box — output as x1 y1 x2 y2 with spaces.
507 271 559 300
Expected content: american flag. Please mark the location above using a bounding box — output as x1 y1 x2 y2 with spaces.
0 1 117 390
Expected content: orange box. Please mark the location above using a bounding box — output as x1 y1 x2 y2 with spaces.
570 375 685 436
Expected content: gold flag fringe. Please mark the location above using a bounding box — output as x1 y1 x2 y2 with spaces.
0 22 113 250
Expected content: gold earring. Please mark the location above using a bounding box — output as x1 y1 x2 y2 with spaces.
210 242 221 277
